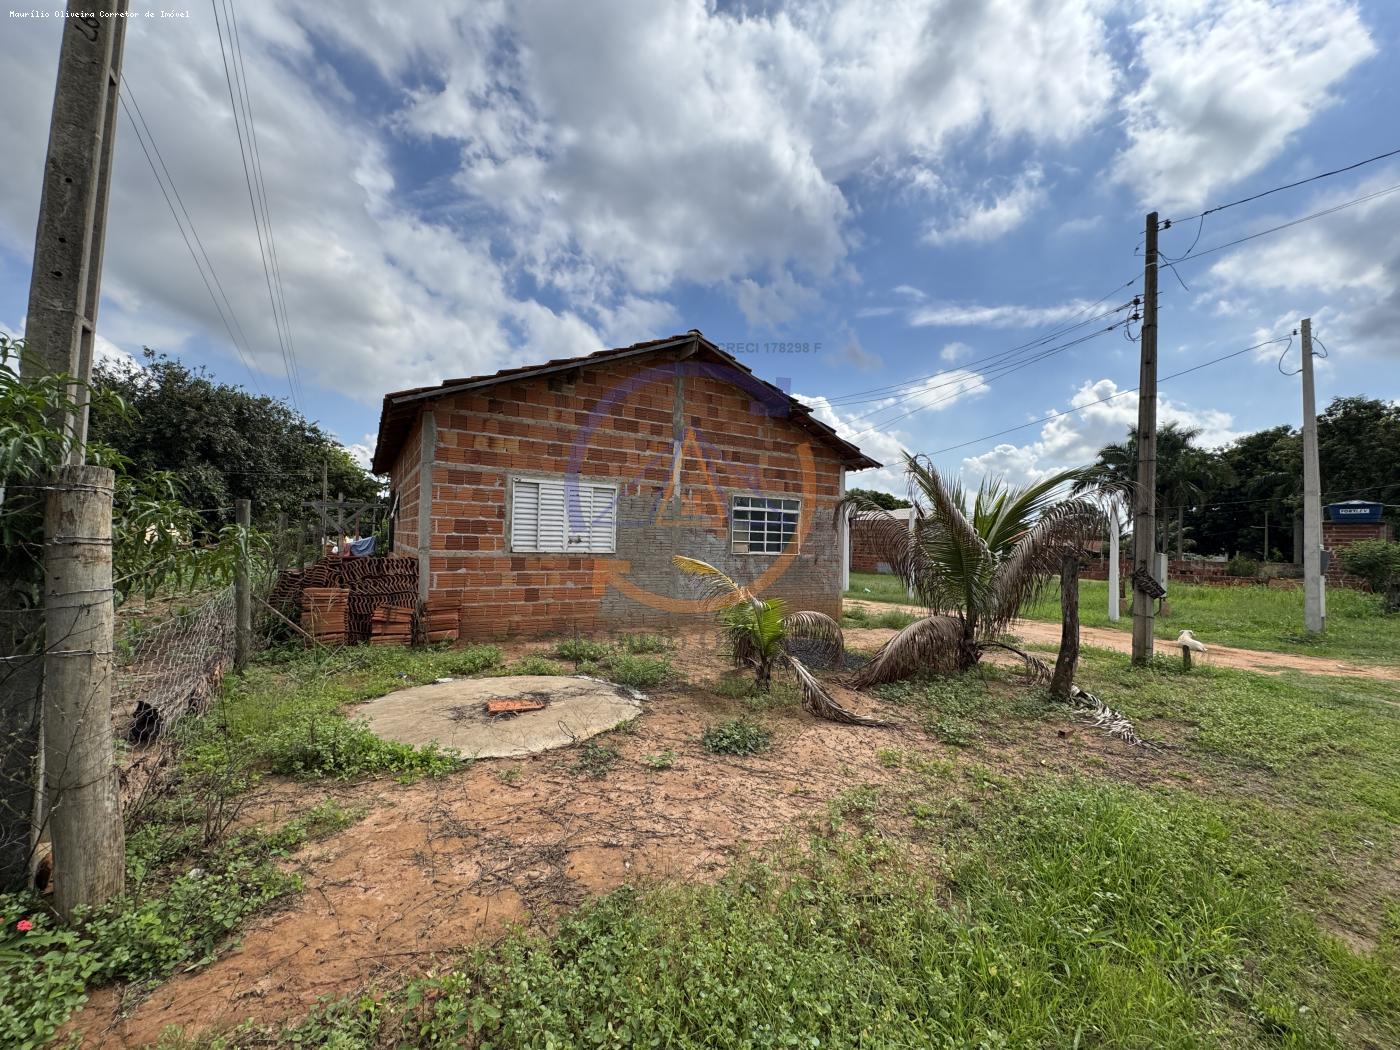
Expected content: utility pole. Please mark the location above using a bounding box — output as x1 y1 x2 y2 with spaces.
1107 505 1120 622
21 1 129 451
1131 212 1160 665
234 499 252 670
1300 318 1324 633
2 0 128 893
44 465 124 917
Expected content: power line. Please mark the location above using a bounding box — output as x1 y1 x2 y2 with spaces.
209 0 300 410
225 0 303 406
1162 145 1400 227
924 336 1290 457
1165 181 1400 268
825 276 1140 408
846 320 1130 439
117 82 264 395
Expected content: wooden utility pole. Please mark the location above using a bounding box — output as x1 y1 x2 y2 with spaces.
1131 212 1160 665
1300 318 1324 633
44 465 124 917
1051 552 1081 700
234 499 252 670
2 0 128 892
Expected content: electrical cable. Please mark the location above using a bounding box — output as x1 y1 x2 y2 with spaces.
117 82 264 395
1162 146 1400 227
209 0 300 409
923 336 1291 457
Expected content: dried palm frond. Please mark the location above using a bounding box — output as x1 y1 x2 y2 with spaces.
782 610 845 667
783 651 887 727
1064 685 1152 748
977 640 1052 683
850 614 965 689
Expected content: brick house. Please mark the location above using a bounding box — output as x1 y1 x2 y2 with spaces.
370 331 879 639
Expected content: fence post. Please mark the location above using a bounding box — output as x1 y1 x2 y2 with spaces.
43 463 124 917
1050 552 1080 701
235 499 251 670
275 512 287 574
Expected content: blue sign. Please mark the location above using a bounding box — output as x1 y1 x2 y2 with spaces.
1325 500 1383 523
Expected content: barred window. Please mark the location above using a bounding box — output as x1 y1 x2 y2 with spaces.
731 496 800 554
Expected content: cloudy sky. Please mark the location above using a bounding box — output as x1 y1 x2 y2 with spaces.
2 0 1397 494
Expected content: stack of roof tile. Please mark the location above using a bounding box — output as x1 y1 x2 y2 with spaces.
369 605 414 646
422 598 459 644
301 587 349 645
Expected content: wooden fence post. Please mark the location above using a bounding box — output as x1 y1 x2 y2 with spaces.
234 499 251 670
274 512 288 574
43 463 123 917
1050 553 1080 701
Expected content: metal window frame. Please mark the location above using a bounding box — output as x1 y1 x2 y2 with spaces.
507 473 618 554
729 494 801 556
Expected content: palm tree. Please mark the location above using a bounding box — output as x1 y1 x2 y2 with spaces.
672 556 882 725
1084 423 1223 560
840 454 1104 688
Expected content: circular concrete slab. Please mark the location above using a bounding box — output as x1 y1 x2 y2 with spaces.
358 675 643 759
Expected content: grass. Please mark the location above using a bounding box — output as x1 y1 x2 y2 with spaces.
1022 578 1400 665
844 569 913 604
94 637 1400 1049
846 569 1400 665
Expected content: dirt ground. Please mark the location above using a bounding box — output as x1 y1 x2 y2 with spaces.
70 626 1172 1048
71 614 1395 1047
847 600 1400 682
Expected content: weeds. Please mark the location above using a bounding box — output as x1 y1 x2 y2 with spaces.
701 718 771 756
571 742 620 779
641 750 677 771
618 633 671 654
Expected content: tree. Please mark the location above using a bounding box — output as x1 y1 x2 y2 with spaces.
845 487 910 511
89 351 379 527
672 556 882 725
1195 425 1299 560
1317 396 1400 516
1085 422 1226 560
1 337 244 891
1340 539 1400 612
841 454 1103 686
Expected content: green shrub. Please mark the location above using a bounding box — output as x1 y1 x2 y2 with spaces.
597 653 672 690
0 895 95 1050
1339 538 1400 597
1226 554 1261 579
439 644 503 675
701 717 771 756
642 750 677 770
81 857 300 984
259 715 459 779
618 633 671 654
553 638 611 663
495 655 568 677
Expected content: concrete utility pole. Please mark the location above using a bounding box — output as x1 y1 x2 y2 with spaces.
2 0 128 893
1300 318 1324 634
44 465 124 917
21 1 129 454
1131 212 1160 665
234 499 253 669
1107 505 1120 622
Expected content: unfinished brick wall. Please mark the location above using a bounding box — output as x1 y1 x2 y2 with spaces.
1323 520 1392 589
388 356 852 639
850 518 899 574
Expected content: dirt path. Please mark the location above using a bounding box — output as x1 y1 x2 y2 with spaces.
70 681 913 1048
846 600 1400 682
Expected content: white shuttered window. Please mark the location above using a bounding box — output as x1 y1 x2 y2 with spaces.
510 477 616 553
